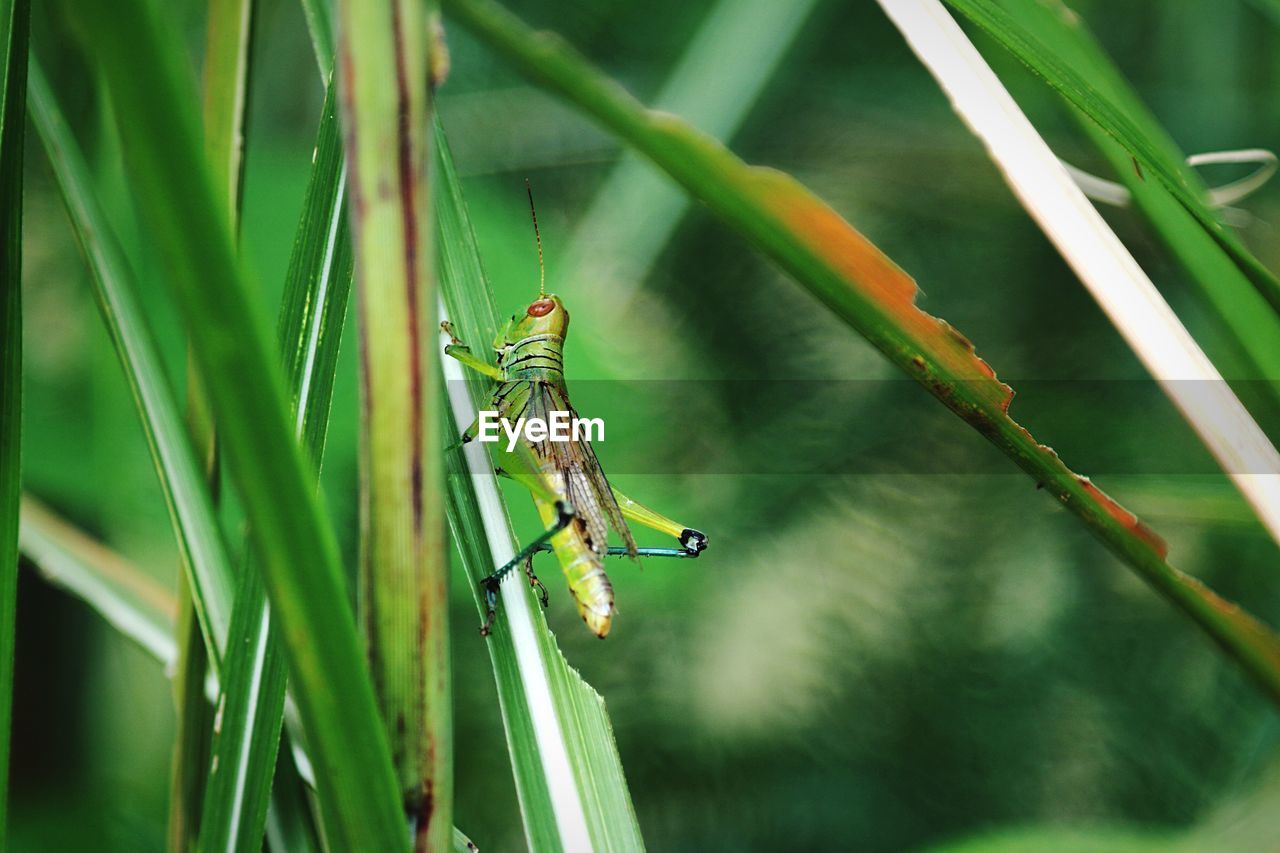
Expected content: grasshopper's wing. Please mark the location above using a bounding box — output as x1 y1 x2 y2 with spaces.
487 380 561 503
536 382 639 558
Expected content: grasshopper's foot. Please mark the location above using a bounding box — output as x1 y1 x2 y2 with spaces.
680 528 708 556
523 556 550 608
440 320 461 344
478 577 500 637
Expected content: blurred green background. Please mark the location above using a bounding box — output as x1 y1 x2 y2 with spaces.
15 0 1280 849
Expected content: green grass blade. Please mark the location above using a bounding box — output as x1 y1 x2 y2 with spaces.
170 575 215 853
32 53 321 853
0 3 27 838
440 0 1280 706
988 0 1280 392
436 118 643 851
451 826 478 852
199 560 286 853
21 503 481 851
937 0 1280 312
298 0 335 76
263 750 322 853
19 497 177 666
28 60 235 669
337 0 450 843
74 0 408 847
276 83 351 466
181 0 257 843
567 0 820 313
202 0 255 225
198 81 350 853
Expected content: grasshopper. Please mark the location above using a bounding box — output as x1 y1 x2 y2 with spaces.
443 185 706 637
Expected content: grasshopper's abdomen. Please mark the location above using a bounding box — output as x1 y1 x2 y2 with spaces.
535 495 614 637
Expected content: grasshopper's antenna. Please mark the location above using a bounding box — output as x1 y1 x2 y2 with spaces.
526 179 545 297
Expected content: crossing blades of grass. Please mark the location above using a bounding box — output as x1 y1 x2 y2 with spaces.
436 117 644 851
937 0 1280 313
179 0 257 843
985 0 1280 398
20 501 476 852
440 0 1280 706
337 0 450 845
28 60 235 674
875 0 1280 548
198 80 350 853
0 0 24 842
74 0 407 847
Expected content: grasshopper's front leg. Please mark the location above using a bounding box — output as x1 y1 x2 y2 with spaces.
441 321 504 381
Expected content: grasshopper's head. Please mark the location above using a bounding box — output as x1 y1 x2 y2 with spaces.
505 293 569 342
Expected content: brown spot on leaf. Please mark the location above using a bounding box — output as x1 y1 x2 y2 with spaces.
1077 477 1168 559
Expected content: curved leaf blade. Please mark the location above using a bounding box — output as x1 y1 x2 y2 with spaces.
987 0 1280 396
440 0 1280 705
436 118 644 851
0 0 24 841
28 60 235 670
939 0 1280 311
198 79 351 853
19 497 177 666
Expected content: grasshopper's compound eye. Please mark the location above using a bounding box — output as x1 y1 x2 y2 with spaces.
527 298 555 317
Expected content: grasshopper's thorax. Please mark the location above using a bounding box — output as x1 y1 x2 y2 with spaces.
496 294 569 382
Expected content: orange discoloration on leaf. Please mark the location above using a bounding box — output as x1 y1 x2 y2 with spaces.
446 0 1280 704
748 168 1185 570
1077 477 1169 559
768 181 916 311
755 170 1014 414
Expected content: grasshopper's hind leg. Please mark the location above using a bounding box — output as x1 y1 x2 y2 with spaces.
610 486 708 556
479 501 574 636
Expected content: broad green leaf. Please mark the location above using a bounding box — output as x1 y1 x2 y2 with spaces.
436 118 644 851
73 0 407 847
440 0 1280 706
0 0 24 842
198 80 351 853
337 0 450 844
28 60 235 674
986 0 1280 398
938 0 1280 312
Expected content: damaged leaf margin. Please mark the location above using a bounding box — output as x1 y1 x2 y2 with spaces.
443 0 1280 703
